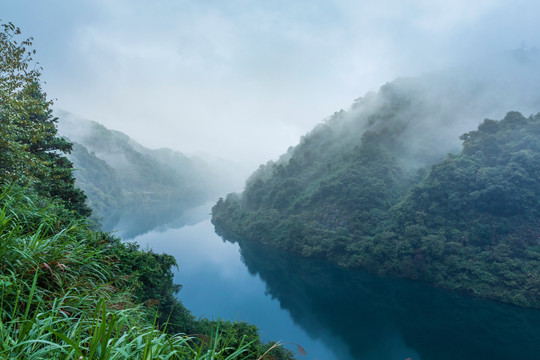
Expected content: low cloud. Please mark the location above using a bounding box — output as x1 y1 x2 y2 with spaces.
2 0 540 169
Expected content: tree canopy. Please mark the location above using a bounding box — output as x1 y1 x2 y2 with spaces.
0 22 90 216
213 95 540 307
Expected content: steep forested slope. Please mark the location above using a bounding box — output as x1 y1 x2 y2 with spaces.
388 112 540 306
212 57 540 307
56 112 236 231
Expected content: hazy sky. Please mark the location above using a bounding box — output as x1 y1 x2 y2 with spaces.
2 0 540 169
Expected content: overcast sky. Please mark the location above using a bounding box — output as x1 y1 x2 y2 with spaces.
2 0 540 170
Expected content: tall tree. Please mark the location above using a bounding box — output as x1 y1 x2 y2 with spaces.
0 22 90 216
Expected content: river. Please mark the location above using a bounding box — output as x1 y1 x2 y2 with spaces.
112 203 540 360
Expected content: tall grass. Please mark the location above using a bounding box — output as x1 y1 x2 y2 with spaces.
0 186 263 359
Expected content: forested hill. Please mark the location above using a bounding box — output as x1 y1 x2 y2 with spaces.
56 111 237 234
212 55 540 308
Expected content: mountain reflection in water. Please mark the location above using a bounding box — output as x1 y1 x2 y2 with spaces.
218 227 540 360
123 206 540 360
105 202 210 239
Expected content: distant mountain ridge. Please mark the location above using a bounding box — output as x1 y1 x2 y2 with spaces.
212 51 540 307
56 110 235 236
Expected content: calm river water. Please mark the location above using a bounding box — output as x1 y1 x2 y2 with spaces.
114 204 540 360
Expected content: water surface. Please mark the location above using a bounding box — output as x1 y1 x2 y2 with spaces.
127 206 540 360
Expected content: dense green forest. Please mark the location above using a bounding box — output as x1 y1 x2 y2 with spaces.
55 112 238 234
0 22 295 359
212 68 540 307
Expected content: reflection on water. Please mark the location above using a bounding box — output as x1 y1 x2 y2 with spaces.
231 235 540 360
132 218 340 360
119 208 540 360
104 201 210 239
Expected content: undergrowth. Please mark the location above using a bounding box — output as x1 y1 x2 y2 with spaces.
0 186 282 359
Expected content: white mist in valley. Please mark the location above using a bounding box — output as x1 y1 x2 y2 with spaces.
2 0 540 172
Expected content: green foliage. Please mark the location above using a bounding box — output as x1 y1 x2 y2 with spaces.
213 110 540 308
390 111 540 306
0 185 129 358
102 234 199 335
0 184 291 359
0 22 90 217
67 142 121 224
193 320 297 360
212 115 412 265
0 188 110 319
